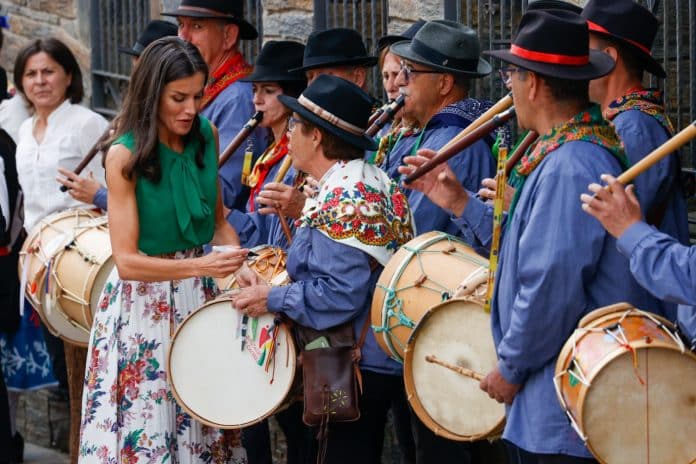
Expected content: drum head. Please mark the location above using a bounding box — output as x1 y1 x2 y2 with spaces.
583 347 696 464
404 299 504 441
169 298 296 428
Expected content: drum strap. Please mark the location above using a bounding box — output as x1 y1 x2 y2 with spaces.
484 146 508 314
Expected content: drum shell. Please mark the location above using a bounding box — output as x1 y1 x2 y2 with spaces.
168 294 298 429
403 299 504 441
555 302 696 464
371 231 488 362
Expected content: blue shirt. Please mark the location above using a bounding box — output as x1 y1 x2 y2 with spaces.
93 186 107 211
384 99 498 235
617 221 696 347
267 227 401 375
226 158 296 248
455 140 651 457
613 109 690 319
203 80 268 212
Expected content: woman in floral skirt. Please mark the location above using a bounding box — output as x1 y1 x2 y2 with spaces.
79 37 249 463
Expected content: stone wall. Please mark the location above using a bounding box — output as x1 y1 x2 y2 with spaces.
1 0 91 91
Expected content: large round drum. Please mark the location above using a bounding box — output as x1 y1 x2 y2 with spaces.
372 231 488 362
555 302 696 464
168 294 297 428
404 299 504 441
19 209 112 346
216 245 289 290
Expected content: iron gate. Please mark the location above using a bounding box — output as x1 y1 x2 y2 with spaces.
443 0 696 168
313 0 389 98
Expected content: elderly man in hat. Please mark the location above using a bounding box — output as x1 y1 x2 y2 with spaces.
386 20 500 236
401 10 654 463
582 0 689 320
164 0 266 213
233 74 414 464
55 19 179 211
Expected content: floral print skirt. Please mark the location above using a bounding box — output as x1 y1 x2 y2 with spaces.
79 248 247 463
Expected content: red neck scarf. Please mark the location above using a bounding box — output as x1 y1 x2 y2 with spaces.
201 52 253 110
247 133 290 212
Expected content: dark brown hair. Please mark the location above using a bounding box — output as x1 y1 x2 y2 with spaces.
113 37 209 182
14 38 84 105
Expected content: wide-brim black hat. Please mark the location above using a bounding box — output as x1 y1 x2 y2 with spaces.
118 20 179 57
162 0 258 40
278 74 377 151
291 28 377 72
527 0 582 14
241 41 306 82
377 19 426 52
486 10 614 80
582 0 665 78
390 20 492 78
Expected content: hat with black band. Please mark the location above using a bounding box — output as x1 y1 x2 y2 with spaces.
163 0 258 40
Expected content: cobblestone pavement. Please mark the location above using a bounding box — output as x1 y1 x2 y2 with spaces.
24 443 70 464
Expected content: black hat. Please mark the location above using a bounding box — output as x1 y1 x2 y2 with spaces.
278 74 378 151
377 19 426 52
486 10 614 80
390 20 492 78
162 0 258 40
527 0 582 14
582 0 665 78
241 41 306 82
291 28 377 72
118 20 179 57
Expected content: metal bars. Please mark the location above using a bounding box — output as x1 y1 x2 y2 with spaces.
313 0 389 98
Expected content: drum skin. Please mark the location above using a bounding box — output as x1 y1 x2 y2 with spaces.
555 303 696 464
371 231 489 363
168 294 297 429
404 299 504 441
19 209 111 346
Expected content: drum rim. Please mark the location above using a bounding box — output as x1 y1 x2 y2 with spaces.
167 294 298 429
371 231 485 363
403 298 505 441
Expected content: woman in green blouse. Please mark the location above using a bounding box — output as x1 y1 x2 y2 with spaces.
79 37 249 463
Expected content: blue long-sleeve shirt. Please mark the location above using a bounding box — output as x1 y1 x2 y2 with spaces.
93 186 107 211
384 99 497 235
267 227 401 375
455 140 652 457
203 80 268 212
617 221 696 346
613 109 690 320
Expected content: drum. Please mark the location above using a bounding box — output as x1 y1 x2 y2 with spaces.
404 299 504 441
168 293 297 428
216 245 289 290
371 231 488 362
19 209 113 346
554 302 696 464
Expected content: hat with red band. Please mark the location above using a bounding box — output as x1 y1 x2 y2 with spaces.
582 0 665 78
486 9 614 80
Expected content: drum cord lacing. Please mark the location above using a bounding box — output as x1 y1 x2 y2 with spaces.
373 237 488 355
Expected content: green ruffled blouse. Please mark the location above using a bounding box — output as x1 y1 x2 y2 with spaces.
114 116 218 255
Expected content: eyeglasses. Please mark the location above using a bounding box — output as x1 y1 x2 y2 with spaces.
398 60 446 84
498 66 527 88
287 116 305 132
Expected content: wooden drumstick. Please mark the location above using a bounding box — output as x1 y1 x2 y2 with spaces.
616 120 696 185
438 93 513 154
271 155 295 245
425 355 485 381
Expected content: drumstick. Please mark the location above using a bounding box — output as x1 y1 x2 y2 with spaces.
438 93 513 154
425 355 485 381
59 125 113 192
616 120 696 185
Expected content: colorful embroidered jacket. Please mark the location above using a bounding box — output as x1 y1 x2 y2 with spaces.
268 160 414 375
453 107 661 457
